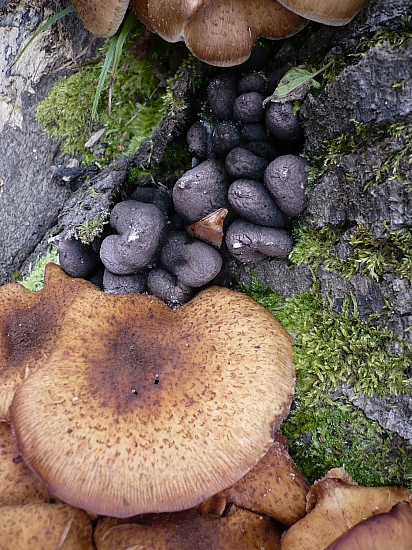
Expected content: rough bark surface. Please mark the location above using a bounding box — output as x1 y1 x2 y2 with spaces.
0 0 99 283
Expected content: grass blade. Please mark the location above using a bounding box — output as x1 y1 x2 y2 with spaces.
14 5 74 65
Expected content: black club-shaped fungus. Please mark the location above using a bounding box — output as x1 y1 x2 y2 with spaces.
265 101 303 145
57 237 101 279
99 200 166 275
161 232 222 288
264 154 309 217
225 219 293 264
103 270 146 294
186 121 213 161
131 186 172 215
241 122 270 144
207 73 238 121
211 121 241 157
237 73 266 96
244 141 278 162
172 159 229 224
147 268 195 307
225 147 269 180
233 92 265 124
228 179 288 228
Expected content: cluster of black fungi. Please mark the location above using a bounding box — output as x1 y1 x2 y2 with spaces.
58 63 309 307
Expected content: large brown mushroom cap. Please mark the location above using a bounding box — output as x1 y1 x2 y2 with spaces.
71 0 129 37
10 284 295 517
276 0 367 25
0 263 98 421
130 0 306 66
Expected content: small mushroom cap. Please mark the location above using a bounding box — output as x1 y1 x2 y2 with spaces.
182 0 306 67
187 208 228 249
325 501 412 550
276 0 367 25
0 263 98 421
0 502 94 549
0 422 52 506
224 432 310 526
11 285 295 517
281 468 412 550
71 0 129 37
93 505 283 549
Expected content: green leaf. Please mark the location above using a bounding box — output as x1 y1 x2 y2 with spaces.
263 58 334 106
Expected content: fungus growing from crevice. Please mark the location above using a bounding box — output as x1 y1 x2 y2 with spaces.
69 0 367 66
10 277 295 517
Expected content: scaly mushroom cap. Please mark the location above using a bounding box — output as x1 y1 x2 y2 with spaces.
0 263 98 421
130 0 306 66
71 0 129 37
10 283 295 517
224 432 310 526
93 505 283 549
276 0 367 25
0 502 94 549
281 468 412 550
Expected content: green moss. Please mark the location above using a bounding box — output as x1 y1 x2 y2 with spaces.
308 119 370 176
36 28 168 164
20 248 59 291
283 403 412 486
77 214 109 244
239 278 412 486
291 223 412 283
359 15 412 51
290 226 341 272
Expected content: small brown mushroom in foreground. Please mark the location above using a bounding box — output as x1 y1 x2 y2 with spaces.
10 270 295 517
0 263 97 421
0 422 52 506
93 503 283 549
325 501 412 550
0 502 94 549
224 432 310 527
281 467 412 550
